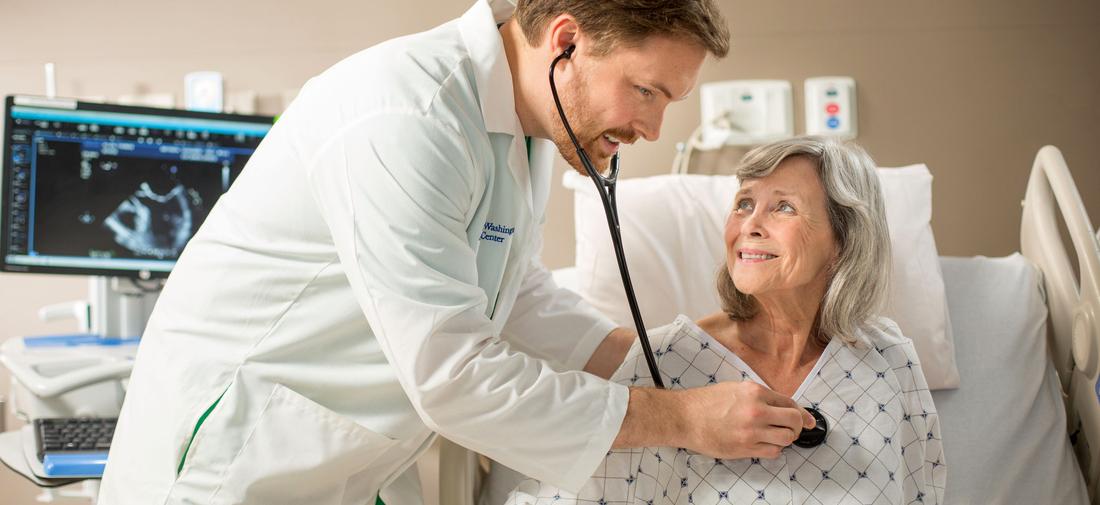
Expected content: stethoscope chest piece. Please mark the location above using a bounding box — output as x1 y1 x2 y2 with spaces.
793 407 828 448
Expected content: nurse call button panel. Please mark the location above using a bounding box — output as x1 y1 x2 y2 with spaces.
804 77 857 139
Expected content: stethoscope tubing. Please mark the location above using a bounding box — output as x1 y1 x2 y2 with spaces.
549 46 665 389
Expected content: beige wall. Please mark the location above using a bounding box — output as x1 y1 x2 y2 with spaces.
1 0 1097 502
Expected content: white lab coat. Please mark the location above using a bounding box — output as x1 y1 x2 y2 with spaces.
98 1 629 503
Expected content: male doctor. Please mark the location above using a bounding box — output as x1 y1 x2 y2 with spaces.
100 0 815 503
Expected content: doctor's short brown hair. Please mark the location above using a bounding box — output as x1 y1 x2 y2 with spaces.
515 0 730 58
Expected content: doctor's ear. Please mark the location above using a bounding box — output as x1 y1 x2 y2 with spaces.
545 13 581 58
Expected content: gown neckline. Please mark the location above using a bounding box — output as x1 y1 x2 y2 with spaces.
676 315 838 401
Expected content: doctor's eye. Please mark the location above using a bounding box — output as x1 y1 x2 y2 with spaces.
636 86 654 98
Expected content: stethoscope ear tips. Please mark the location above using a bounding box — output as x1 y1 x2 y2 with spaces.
793 407 828 448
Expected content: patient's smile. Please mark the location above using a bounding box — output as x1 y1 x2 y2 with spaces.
738 249 778 262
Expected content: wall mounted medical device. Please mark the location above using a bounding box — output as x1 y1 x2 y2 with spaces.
672 80 794 174
804 76 857 139
699 79 794 148
184 71 224 113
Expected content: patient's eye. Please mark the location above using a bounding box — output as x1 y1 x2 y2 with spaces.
736 198 754 212
777 201 796 214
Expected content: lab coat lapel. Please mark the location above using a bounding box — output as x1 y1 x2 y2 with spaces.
458 0 514 135
459 0 536 214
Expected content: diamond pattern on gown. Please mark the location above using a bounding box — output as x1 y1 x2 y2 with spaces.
506 316 945 505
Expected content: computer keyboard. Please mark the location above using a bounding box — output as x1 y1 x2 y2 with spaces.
33 417 116 477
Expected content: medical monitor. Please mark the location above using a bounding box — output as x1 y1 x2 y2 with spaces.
1 95 274 279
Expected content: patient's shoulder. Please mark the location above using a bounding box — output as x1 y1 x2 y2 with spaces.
633 314 699 348
859 316 908 347
612 315 700 386
860 317 912 358
859 316 929 389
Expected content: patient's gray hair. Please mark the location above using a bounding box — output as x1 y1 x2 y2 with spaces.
717 136 891 346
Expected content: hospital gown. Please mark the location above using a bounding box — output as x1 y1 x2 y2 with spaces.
506 315 946 505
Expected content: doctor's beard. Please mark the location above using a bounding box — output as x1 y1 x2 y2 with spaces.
550 70 623 177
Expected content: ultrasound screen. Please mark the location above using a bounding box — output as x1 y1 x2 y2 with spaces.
2 99 271 277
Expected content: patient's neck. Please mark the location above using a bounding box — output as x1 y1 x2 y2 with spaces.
698 309 826 397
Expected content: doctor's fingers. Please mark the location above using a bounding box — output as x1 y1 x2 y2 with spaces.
747 442 787 460
755 424 801 447
762 390 816 429
760 405 808 439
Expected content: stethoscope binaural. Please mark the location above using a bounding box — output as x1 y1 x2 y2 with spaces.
548 44 828 448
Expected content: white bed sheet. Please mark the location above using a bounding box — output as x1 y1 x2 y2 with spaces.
933 254 1086 504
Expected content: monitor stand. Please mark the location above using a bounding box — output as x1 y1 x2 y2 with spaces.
33 276 160 343
87 276 159 340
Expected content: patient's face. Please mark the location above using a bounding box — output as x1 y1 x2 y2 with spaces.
725 156 837 298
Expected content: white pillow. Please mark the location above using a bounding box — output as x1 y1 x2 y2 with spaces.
565 164 960 390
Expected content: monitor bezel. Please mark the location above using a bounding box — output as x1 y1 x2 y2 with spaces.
1 94 274 279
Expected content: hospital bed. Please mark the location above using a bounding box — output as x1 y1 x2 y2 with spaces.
437 145 1099 505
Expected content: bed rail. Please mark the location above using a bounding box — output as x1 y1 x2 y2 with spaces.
1020 145 1100 503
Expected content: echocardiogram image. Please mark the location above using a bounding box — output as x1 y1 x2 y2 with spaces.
29 138 244 261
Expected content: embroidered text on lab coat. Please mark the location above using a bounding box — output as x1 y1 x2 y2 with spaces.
480 221 515 243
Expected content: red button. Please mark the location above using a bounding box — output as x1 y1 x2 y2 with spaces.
825 103 840 114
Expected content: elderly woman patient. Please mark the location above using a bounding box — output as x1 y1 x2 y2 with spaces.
506 136 946 505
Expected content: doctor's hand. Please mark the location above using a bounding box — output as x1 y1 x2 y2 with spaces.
613 382 816 460
685 381 817 459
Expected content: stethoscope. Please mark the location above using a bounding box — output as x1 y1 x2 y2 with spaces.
548 45 827 448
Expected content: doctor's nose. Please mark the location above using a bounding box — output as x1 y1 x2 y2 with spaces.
632 122 658 143
633 110 664 142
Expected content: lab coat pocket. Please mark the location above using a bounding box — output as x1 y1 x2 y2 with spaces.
210 383 399 505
